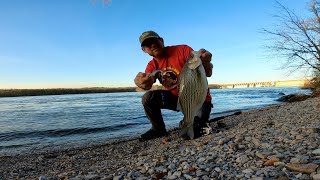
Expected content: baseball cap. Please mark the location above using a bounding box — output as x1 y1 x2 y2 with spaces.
139 31 161 46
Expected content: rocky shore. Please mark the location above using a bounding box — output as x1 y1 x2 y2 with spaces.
1 97 320 180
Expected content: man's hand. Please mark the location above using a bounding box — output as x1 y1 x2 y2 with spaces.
134 72 155 90
198 48 213 77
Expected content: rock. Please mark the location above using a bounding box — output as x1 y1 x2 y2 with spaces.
263 158 280 166
214 167 221 172
218 139 224 145
236 155 249 164
242 168 253 174
295 135 304 140
197 157 206 163
312 174 320 180
161 137 171 144
277 93 310 102
272 177 289 180
312 149 320 155
188 167 197 172
286 163 319 173
39 176 48 180
196 170 209 176
84 174 99 180
312 160 320 165
153 172 167 180
290 157 309 164
274 162 285 167
255 151 276 159
183 174 193 179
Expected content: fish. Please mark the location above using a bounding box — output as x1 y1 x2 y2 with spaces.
177 51 208 140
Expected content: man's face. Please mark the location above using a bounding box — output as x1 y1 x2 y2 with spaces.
142 38 165 58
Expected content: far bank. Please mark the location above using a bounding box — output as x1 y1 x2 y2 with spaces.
0 79 310 98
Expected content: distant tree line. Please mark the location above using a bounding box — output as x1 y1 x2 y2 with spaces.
0 85 223 98
0 87 136 97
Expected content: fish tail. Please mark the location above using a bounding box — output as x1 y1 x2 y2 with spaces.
179 123 195 140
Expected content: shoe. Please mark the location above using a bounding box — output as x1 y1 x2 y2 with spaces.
193 117 209 138
139 129 167 141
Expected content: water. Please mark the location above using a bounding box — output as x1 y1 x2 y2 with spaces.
0 87 310 156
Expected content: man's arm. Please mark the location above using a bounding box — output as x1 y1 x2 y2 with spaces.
134 72 155 90
198 48 213 77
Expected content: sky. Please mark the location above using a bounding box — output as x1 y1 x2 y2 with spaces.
0 0 313 89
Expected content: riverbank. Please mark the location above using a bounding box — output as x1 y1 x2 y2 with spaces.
0 97 319 179
0 85 221 97
0 87 137 97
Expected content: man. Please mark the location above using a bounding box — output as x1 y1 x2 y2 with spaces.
134 31 213 141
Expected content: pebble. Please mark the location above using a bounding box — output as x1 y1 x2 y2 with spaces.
39 176 48 180
286 163 319 173
312 149 320 155
313 174 320 180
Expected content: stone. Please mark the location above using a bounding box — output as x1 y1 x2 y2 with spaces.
312 174 320 180
214 167 221 172
273 178 289 180
218 139 224 145
188 167 197 172
277 94 310 102
295 135 304 140
263 158 280 166
286 163 319 173
312 149 320 155
153 172 167 180
236 155 249 164
39 176 48 180
255 151 276 159
290 157 308 164
274 162 285 167
196 170 209 176
183 174 193 179
197 157 206 163
268 154 285 159
242 168 253 174
84 174 99 180
172 171 181 177
312 160 320 165
161 137 171 144
250 177 263 180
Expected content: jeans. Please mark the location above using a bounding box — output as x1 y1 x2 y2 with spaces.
142 90 212 132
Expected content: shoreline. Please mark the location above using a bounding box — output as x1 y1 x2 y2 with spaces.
1 97 319 179
0 84 305 98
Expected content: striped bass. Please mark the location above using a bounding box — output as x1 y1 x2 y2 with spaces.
177 51 208 140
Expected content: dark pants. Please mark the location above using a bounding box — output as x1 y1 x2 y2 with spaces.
142 90 212 132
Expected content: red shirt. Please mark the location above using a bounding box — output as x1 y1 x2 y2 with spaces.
145 45 212 102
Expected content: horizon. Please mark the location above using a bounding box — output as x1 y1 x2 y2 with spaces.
0 0 312 89
0 78 310 90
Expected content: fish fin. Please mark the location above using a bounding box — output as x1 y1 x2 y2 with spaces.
179 84 185 94
187 125 195 140
176 99 181 111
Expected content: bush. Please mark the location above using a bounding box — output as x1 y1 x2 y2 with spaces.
309 78 320 97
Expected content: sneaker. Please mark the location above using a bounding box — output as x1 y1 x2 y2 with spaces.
193 117 209 138
139 129 167 141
